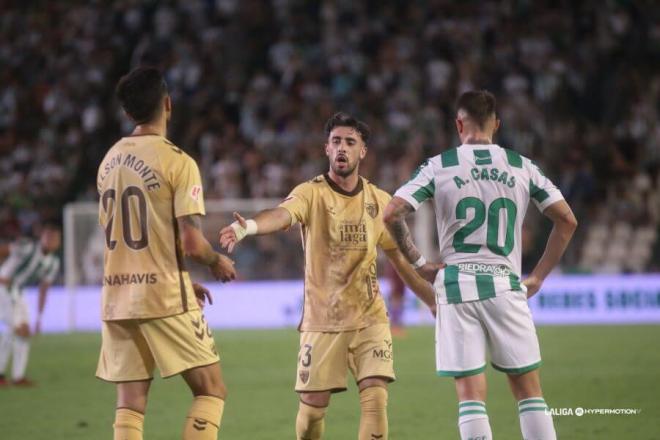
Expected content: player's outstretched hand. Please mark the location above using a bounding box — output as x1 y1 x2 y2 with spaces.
522 275 542 298
193 282 213 308
219 212 248 253
211 253 236 282
416 262 445 284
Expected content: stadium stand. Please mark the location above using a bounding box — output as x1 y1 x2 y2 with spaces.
1 0 659 273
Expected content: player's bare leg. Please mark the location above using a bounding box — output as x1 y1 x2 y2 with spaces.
357 377 388 440
297 391 330 440
507 369 556 440
115 380 151 440
11 323 32 386
181 362 227 439
454 373 492 440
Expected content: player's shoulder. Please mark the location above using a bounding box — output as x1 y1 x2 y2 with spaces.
296 175 326 191
11 238 36 254
363 178 392 203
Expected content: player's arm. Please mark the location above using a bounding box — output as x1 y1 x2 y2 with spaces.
384 248 436 309
177 214 236 282
523 200 578 298
383 196 443 283
34 281 51 334
219 208 293 253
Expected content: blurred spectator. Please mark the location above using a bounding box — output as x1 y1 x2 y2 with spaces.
1 0 659 275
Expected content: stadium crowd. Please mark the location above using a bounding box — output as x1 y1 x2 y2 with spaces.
1 0 659 277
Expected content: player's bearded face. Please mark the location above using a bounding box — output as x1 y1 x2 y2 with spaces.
326 127 367 177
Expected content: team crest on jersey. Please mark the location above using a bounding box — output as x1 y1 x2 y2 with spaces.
190 185 202 201
299 370 310 384
365 202 378 218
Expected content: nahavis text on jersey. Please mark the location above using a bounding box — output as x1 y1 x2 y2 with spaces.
103 273 158 286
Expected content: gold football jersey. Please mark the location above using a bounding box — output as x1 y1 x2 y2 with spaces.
97 134 204 320
279 174 398 332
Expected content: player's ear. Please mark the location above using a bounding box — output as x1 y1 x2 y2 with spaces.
324 142 330 157
493 118 501 133
360 144 367 160
455 118 463 135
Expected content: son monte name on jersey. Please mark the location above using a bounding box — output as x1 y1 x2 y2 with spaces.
97 150 162 191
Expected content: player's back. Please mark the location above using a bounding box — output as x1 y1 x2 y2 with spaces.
395 143 563 303
97 134 201 320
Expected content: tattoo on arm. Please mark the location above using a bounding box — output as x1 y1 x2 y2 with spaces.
177 214 219 266
385 201 422 264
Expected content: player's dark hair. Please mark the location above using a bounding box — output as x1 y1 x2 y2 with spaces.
115 67 168 124
40 219 62 232
324 112 370 145
456 90 497 128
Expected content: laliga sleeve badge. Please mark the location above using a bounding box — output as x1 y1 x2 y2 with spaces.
190 185 202 201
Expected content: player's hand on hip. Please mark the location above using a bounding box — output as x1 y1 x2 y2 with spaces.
193 282 213 308
416 262 445 284
522 275 542 298
219 212 250 253
211 253 236 282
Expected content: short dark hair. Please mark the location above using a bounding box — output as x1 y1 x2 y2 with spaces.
456 90 497 128
116 67 168 124
324 112 370 144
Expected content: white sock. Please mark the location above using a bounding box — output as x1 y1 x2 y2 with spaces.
11 336 30 381
458 400 492 440
518 397 556 440
0 331 12 374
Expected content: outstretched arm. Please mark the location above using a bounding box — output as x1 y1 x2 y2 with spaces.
524 200 577 297
219 207 293 253
178 214 236 282
384 248 436 309
383 196 442 283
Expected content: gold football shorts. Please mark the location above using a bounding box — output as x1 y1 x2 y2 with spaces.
96 309 219 382
295 323 395 393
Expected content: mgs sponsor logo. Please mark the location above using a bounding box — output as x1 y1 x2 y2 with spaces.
372 339 393 360
299 370 310 384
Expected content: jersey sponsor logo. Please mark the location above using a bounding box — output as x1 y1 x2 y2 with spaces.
457 263 511 277
372 339 393 360
103 272 157 286
339 222 367 247
190 185 202 201
365 202 378 218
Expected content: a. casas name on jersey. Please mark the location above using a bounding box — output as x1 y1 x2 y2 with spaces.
104 272 158 286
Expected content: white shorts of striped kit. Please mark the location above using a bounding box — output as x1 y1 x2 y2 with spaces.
433 263 527 305
0 286 28 328
436 290 541 377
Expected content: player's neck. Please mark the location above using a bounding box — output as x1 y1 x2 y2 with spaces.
462 133 493 145
327 169 360 193
132 121 167 137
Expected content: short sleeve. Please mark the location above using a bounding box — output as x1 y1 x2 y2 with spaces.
279 183 313 225
173 156 206 218
393 159 436 210
375 190 398 251
42 258 60 284
527 160 564 212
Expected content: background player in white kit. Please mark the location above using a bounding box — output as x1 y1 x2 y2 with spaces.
384 90 578 440
0 222 61 387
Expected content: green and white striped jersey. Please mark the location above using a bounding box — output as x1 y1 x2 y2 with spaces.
0 239 60 297
394 144 563 304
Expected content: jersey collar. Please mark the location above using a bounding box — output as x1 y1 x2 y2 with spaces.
323 173 364 197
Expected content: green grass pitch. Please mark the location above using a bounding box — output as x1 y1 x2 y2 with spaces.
0 326 658 439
